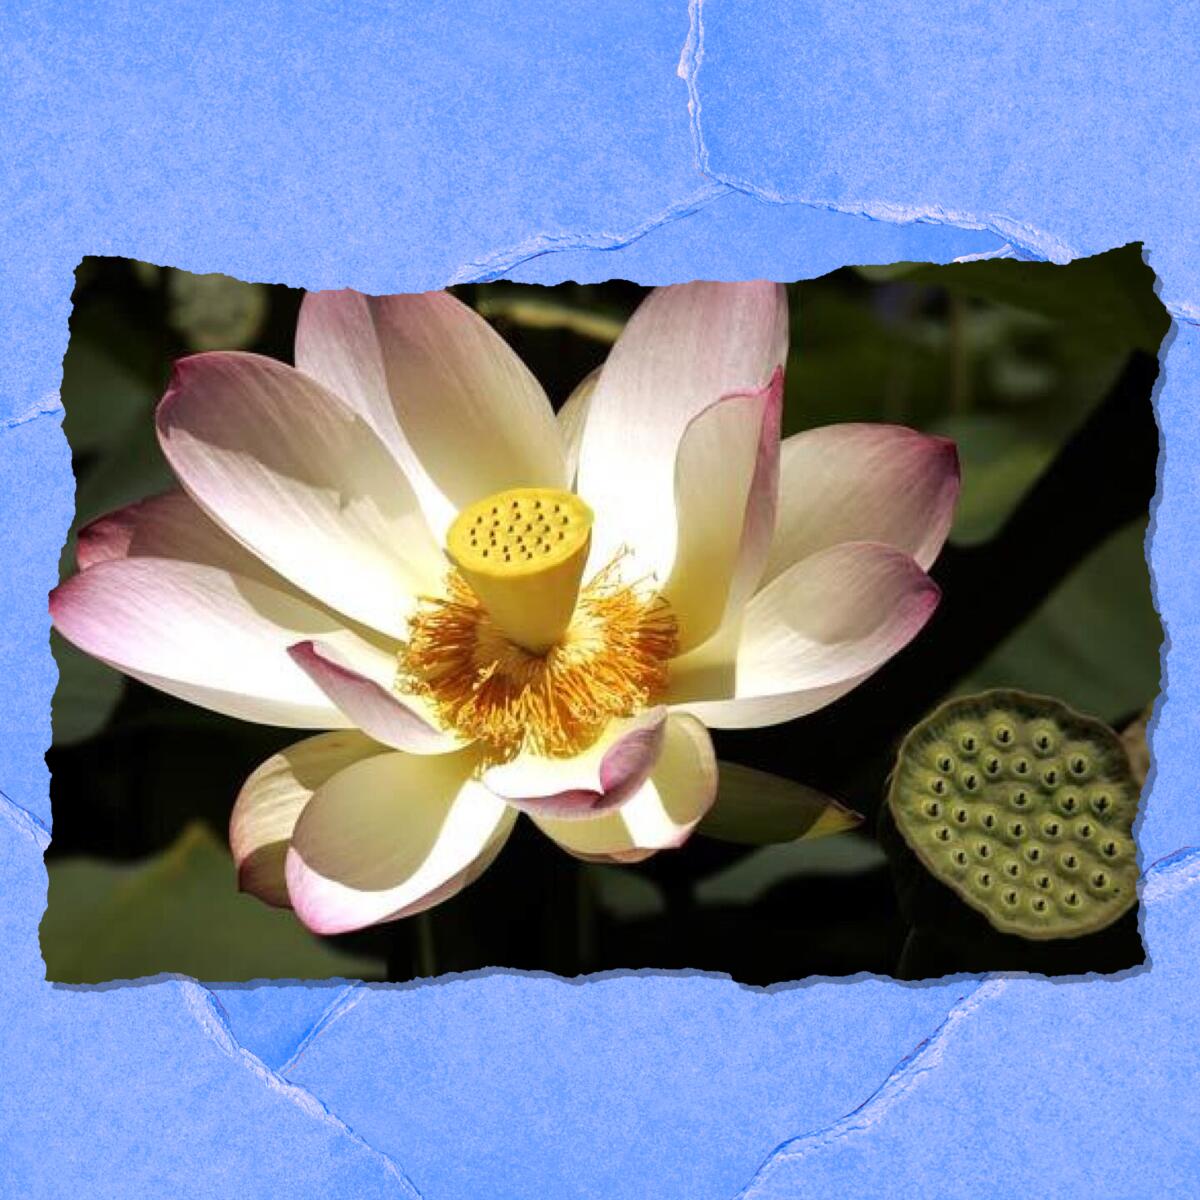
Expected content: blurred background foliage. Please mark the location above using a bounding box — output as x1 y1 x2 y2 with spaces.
45 249 1164 984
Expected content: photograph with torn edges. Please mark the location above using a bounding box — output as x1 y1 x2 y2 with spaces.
45 249 1163 984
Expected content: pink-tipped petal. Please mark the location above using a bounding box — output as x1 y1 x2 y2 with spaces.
669 541 940 728
50 557 354 728
663 367 784 652
296 289 566 539
765 423 960 583
76 489 263 574
231 730 385 907
533 715 717 861
285 748 515 935
288 639 459 754
156 351 444 639
577 282 788 584
481 708 667 819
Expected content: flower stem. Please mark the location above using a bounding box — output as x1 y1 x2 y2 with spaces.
416 911 438 979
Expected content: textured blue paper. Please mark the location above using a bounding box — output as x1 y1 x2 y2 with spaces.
1 2 1197 1195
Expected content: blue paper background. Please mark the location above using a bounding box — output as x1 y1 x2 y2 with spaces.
1 2 1197 1195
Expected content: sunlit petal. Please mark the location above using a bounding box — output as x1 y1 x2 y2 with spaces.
669 542 940 728
296 289 566 539
577 282 788 584
286 747 515 934
663 367 783 651
157 350 444 638
50 557 352 728
289 637 461 754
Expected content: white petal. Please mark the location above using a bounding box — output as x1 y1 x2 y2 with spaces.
765 423 960 582
577 282 787 583
50 557 353 728
288 637 460 754
481 708 667 818
285 748 516 934
296 290 566 539
662 369 783 651
533 715 716 862
157 351 445 639
669 542 940 729
230 730 385 907
557 366 599 486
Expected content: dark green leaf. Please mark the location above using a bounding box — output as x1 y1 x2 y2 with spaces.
167 270 269 350
583 865 665 919
931 412 1056 544
50 628 124 746
60 307 160 455
956 520 1159 724
694 835 887 906
899 245 1168 354
42 823 384 982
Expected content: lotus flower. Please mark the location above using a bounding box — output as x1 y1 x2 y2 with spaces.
50 282 959 933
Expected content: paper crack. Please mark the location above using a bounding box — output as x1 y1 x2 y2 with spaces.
677 0 1077 267
181 980 424 1199
448 182 729 285
733 980 1006 1199
1142 844 1200 904
1 394 63 432
0 786 51 850
276 982 369 1075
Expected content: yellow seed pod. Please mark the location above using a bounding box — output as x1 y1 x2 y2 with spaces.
445 487 593 654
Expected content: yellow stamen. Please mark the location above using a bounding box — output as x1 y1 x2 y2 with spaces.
445 487 593 654
398 558 677 762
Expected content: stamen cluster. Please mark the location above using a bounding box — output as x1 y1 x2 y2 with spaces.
398 562 677 762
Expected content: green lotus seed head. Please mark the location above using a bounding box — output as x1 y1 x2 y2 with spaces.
955 724 983 756
990 720 1016 748
1009 753 1032 779
1064 742 1094 781
888 689 1141 940
1028 722 1058 756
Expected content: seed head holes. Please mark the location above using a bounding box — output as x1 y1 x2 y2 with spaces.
888 691 1139 939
